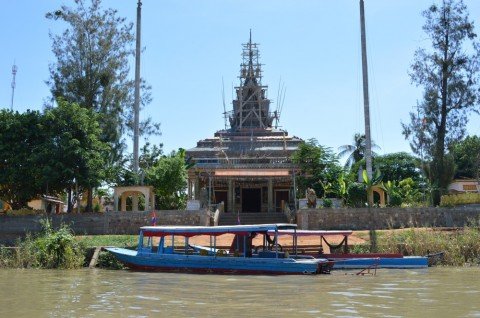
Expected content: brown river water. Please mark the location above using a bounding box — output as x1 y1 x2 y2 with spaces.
1 267 479 317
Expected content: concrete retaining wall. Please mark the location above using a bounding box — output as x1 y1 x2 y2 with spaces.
0 210 209 245
297 206 480 230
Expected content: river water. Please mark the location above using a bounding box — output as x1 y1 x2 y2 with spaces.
1 267 479 317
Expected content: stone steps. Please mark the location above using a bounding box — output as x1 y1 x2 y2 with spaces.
218 212 289 225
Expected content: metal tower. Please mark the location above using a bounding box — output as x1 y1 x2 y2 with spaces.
11 63 18 111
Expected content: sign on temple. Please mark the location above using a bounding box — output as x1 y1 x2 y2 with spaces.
185 33 303 213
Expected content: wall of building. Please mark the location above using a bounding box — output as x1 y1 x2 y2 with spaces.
297 207 480 230
0 210 209 245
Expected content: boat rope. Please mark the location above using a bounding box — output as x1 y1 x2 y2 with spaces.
321 236 347 252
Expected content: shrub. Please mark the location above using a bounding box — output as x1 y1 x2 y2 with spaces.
388 192 403 207
440 192 480 207
2 218 85 269
346 182 366 207
322 198 333 208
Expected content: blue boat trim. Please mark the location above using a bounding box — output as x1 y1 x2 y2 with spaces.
106 223 333 275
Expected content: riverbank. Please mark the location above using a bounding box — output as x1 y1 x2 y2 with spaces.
1 227 479 268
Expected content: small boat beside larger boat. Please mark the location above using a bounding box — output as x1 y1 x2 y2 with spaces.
106 224 332 275
272 229 430 269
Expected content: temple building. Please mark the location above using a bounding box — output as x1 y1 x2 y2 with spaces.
186 34 303 214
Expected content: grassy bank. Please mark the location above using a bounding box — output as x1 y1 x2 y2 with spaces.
1 223 479 268
352 227 480 266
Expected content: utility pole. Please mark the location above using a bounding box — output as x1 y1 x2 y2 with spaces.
133 0 142 180
360 0 373 180
11 63 18 111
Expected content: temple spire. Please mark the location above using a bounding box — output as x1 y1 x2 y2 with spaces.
228 32 274 130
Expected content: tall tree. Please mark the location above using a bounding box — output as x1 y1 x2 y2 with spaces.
402 0 480 204
46 0 158 210
338 133 380 169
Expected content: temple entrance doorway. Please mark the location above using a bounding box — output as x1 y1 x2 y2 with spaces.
242 188 261 212
214 190 228 212
275 190 289 212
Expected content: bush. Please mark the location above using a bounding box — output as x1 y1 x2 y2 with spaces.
1 218 85 269
322 198 333 208
346 183 366 207
388 192 403 207
378 226 480 266
440 192 480 207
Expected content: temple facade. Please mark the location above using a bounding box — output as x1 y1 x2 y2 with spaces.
186 34 303 213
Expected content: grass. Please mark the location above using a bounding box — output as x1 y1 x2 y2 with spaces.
75 235 138 248
372 227 480 266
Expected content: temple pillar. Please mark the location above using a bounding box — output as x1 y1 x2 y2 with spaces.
114 193 119 211
194 177 200 200
268 178 273 212
132 193 139 211
228 179 233 213
120 193 127 211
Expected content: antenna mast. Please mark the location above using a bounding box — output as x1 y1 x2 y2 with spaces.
133 0 142 179
11 62 18 111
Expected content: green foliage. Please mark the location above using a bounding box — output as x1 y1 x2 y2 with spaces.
450 135 480 179
402 0 480 204
4 219 85 269
379 226 480 266
96 251 125 269
338 133 380 169
292 138 343 199
440 192 480 207
389 192 403 207
346 182 366 207
0 101 109 210
322 198 333 208
76 235 137 248
0 110 46 209
146 149 188 210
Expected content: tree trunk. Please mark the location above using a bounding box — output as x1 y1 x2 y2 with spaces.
67 186 72 213
86 187 93 212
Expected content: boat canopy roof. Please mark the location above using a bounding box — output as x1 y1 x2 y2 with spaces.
140 223 297 237
271 229 353 237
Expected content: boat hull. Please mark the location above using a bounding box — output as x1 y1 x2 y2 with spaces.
331 256 429 269
106 247 331 275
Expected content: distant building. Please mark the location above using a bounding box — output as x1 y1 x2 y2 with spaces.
448 179 480 193
186 34 302 214
28 195 65 214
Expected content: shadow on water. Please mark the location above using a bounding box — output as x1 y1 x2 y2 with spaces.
1 267 479 317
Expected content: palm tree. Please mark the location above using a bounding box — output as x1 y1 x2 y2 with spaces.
338 133 380 169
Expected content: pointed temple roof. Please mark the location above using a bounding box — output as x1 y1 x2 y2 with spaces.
187 33 302 167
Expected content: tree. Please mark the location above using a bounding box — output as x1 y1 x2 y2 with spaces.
450 135 480 179
338 133 380 169
41 99 109 212
291 138 343 199
146 149 188 210
0 110 45 209
374 152 425 184
46 0 160 211
402 0 480 205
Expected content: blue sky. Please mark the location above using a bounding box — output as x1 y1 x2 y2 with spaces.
1 0 479 160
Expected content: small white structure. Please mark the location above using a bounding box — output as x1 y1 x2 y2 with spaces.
113 186 155 212
448 179 480 193
28 195 64 214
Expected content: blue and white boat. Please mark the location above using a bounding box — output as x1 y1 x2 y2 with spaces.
106 224 332 275
273 230 429 269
